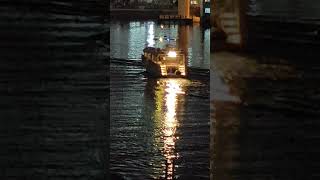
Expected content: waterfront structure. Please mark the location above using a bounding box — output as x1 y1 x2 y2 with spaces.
178 0 190 18
111 0 176 8
201 0 211 25
213 0 320 49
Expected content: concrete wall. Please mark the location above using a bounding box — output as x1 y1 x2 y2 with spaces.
213 0 247 47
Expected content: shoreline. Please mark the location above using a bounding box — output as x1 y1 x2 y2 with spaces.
110 8 177 20
110 8 177 12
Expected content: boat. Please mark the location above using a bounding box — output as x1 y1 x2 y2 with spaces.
141 46 187 78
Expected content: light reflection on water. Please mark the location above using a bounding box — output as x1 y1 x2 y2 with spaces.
147 22 155 47
110 19 210 177
110 63 209 179
111 20 210 69
163 79 185 179
154 78 189 179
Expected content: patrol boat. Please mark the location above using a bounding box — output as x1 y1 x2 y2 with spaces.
141 46 187 77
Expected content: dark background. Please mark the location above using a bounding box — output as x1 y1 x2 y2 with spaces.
0 1 109 179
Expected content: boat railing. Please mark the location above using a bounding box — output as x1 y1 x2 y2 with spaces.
162 56 185 65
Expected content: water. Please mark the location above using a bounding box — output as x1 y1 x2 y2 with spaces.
110 64 209 179
110 20 210 69
248 0 320 19
0 5 107 179
110 20 210 179
211 51 320 179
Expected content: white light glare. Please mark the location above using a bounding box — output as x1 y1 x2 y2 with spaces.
167 51 177 58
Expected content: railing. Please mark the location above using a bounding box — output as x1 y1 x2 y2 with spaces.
159 15 192 20
163 56 185 65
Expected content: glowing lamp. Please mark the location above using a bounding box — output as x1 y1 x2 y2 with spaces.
167 51 177 58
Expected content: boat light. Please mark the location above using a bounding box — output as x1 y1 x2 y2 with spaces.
167 51 177 58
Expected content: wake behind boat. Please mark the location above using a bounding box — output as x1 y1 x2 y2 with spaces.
141 46 187 78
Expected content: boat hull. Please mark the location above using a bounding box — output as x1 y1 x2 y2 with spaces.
142 55 162 77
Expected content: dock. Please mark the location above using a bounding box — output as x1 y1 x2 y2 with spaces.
158 15 193 25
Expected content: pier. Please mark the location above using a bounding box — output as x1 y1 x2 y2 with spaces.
158 15 193 25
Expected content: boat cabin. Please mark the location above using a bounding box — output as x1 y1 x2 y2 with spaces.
142 47 187 77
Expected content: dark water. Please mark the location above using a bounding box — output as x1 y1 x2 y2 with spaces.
211 51 320 180
110 63 209 179
110 20 210 69
248 0 320 18
110 20 210 179
0 3 107 180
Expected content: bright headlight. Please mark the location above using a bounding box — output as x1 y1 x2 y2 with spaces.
167 51 177 58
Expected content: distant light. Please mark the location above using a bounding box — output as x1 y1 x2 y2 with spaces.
167 51 177 57
191 0 197 4
205 8 210 14
159 37 163 42
161 25 164 29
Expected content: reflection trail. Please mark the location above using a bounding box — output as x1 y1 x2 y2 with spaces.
162 79 185 179
147 22 155 47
